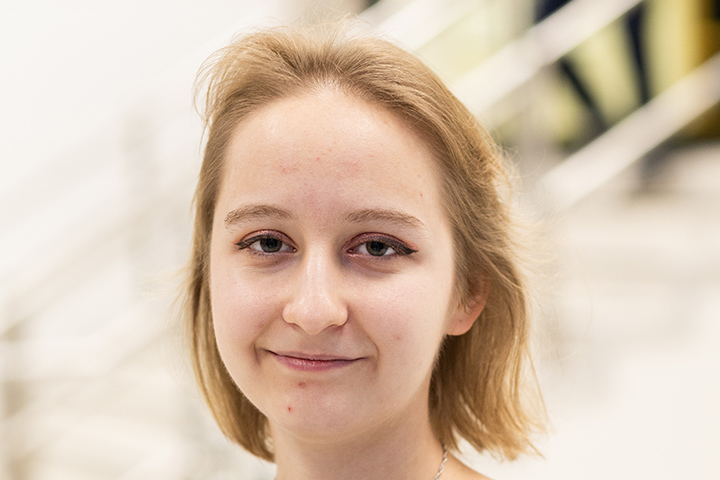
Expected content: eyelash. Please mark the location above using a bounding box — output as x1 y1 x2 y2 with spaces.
234 232 417 258
347 234 417 257
235 231 294 254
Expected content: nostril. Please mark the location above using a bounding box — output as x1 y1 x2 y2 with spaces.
282 292 348 335
282 257 348 333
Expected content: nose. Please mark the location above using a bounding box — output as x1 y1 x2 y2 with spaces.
282 250 348 335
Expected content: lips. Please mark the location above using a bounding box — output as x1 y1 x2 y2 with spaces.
268 351 362 372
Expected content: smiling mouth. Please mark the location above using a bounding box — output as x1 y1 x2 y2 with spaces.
269 351 362 372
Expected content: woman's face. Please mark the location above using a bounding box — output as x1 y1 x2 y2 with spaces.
209 89 480 442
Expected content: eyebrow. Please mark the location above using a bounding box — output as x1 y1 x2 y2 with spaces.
223 204 425 231
224 204 296 229
345 208 425 230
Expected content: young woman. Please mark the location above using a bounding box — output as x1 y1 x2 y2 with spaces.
182 22 544 480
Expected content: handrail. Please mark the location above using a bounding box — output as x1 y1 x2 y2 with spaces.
364 0 481 51
537 51 720 208
453 0 644 120
1 318 172 463
0 166 194 335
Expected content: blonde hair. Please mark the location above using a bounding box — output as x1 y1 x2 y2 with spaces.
183 21 544 462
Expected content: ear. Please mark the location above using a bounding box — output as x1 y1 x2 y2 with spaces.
445 279 489 336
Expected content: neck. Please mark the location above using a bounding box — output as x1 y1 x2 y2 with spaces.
272 411 444 480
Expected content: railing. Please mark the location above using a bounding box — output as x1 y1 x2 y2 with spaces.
363 0 481 50
538 51 720 208
453 0 644 123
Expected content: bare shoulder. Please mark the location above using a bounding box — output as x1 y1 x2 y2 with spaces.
447 454 493 480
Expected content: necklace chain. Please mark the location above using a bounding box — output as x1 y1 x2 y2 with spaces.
433 445 448 480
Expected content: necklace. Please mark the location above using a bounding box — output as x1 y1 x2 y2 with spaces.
433 445 448 480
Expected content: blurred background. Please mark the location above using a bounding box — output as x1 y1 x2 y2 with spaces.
1 0 719 478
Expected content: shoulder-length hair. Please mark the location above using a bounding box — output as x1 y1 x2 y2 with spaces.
183 20 544 462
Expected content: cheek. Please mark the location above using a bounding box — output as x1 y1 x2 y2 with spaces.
209 256 279 349
361 275 451 362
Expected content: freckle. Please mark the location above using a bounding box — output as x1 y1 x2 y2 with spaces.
287 406 292 412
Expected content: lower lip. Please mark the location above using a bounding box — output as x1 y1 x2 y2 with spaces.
271 353 359 372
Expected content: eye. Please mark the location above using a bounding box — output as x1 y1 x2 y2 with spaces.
253 237 285 253
350 235 417 257
235 232 294 254
357 240 393 256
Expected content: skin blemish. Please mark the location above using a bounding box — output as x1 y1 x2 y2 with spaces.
287 406 292 412
298 382 307 388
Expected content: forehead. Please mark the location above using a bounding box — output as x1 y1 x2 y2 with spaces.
227 90 431 167
218 90 445 214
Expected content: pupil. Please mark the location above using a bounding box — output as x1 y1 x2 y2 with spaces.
367 241 388 256
260 238 281 252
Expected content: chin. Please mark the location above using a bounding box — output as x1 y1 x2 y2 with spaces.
266 392 383 443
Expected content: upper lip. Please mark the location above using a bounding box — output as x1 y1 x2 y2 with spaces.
269 350 360 361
